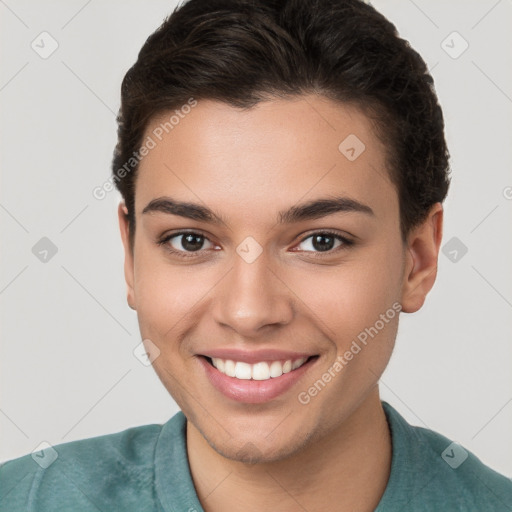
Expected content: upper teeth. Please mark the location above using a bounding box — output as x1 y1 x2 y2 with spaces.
211 357 308 380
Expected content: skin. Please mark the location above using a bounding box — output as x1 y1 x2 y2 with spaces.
118 94 443 511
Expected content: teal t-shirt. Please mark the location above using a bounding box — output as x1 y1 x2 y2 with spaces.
1 401 511 511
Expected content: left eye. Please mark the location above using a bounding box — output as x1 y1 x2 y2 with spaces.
295 232 350 253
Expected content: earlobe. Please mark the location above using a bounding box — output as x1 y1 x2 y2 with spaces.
117 202 136 311
400 203 444 313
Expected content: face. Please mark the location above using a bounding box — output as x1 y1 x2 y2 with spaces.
119 94 438 463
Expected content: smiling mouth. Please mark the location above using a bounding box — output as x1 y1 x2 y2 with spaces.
203 355 319 381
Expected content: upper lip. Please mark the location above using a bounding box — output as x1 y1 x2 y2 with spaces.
199 348 315 364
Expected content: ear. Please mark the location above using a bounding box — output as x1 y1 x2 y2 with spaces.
400 202 444 313
117 202 136 311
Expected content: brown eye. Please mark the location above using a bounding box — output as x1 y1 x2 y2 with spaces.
158 231 215 257
296 231 353 254
172 233 207 252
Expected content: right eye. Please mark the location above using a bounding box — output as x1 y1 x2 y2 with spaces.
157 231 216 258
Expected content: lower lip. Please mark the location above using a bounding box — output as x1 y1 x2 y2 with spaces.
198 356 317 404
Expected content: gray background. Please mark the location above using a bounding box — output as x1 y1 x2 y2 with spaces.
1 0 511 477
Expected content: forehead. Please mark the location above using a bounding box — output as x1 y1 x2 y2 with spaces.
135 95 397 226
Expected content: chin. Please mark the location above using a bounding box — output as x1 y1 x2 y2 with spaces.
204 426 315 465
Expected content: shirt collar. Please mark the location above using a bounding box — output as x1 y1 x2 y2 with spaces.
154 401 435 511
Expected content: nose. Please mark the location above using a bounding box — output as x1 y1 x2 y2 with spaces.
212 248 294 337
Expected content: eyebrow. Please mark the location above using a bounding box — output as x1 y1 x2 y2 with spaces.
142 195 374 225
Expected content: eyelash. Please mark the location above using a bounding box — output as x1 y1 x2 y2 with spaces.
156 229 355 259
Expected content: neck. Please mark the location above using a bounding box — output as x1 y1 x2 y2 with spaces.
186 388 392 512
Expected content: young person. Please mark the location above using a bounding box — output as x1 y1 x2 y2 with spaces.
2 0 511 510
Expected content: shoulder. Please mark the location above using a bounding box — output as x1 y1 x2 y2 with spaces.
379 401 512 511
0 421 167 512
412 422 512 508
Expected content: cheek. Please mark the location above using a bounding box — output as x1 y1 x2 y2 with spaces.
292 241 403 354
132 246 199 345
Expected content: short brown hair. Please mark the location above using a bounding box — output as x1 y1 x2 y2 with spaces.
112 0 450 248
